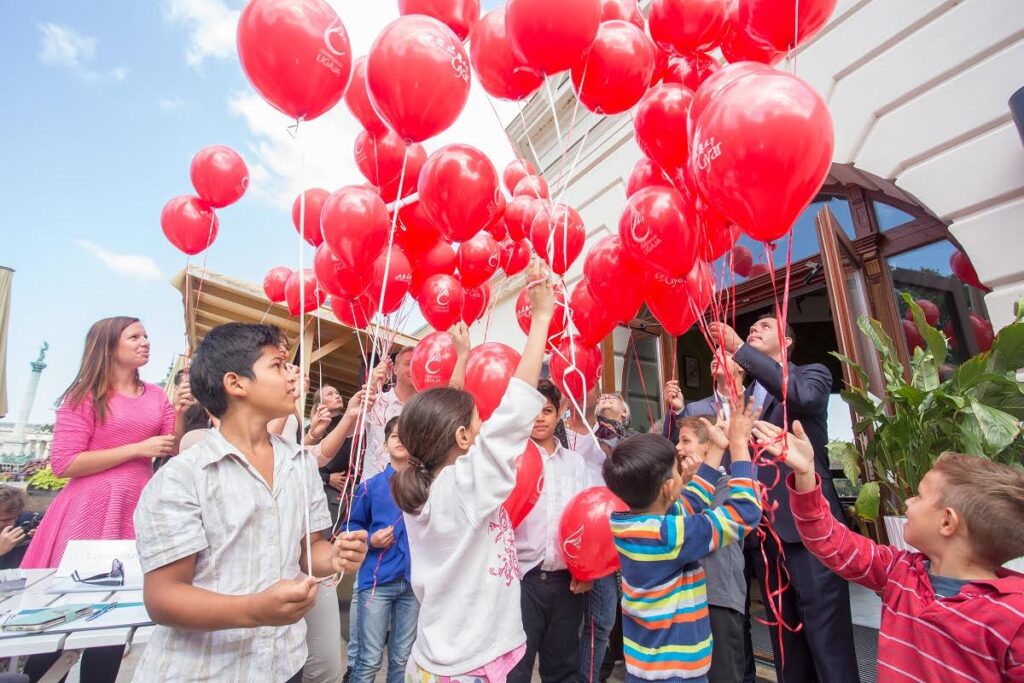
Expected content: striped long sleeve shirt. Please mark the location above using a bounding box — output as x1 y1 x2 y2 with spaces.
789 474 1024 682
609 462 762 682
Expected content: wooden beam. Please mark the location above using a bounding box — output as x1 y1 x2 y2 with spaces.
194 293 299 331
601 335 616 393
310 333 353 363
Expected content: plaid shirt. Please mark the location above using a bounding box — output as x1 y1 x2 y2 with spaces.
132 430 331 682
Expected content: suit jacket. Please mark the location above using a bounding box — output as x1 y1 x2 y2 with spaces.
734 343 846 543
662 395 720 447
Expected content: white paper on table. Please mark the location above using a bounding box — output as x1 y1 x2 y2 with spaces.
47 540 143 593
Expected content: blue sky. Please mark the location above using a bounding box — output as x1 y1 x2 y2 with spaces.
0 0 509 424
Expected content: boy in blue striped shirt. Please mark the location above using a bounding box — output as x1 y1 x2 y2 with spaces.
603 397 762 683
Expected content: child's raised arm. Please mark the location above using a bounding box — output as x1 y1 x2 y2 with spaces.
514 260 555 387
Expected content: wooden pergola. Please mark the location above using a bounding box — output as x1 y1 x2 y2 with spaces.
170 266 420 404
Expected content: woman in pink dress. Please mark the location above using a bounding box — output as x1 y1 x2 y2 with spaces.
21 316 190 568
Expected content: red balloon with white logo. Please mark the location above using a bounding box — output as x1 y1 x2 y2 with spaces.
737 0 837 52
583 235 645 323
634 84 695 174
691 71 833 243
345 56 387 135
462 283 492 325
505 0 602 75
626 158 673 198
648 0 727 55
263 267 292 303
687 60 771 139
499 239 531 276
314 243 369 299
237 0 352 121
354 129 409 187
411 330 459 391
398 0 480 42
419 144 501 243
161 195 219 256
504 440 545 528
950 250 988 291
366 15 470 142
284 268 326 316
368 246 413 315
293 189 329 247
549 336 603 409
504 159 538 194
465 342 522 421
471 9 544 101
514 175 549 200
569 279 619 345
190 146 249 209
419 274 465 331
647 261 714 335
559 487 628 581
619 186 699 278
571 20 656 115
321 186 390 272
532 204 587 276
516 285 568 346
458 232 502 288
411 241 458 298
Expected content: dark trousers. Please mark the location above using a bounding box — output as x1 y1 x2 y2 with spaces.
708 606 744 683
750 541 861 683
284 670 303 683
24 646 124 683
509 568 585 683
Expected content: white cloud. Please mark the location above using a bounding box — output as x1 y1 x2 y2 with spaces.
229 3 521 210
38 23 128 83
162 0 240 68
158 96 186 110
75 241 163 282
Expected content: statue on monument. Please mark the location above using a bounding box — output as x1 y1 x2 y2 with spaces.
35 341 49 365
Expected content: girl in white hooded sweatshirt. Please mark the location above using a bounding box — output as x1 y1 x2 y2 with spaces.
390 260 554 683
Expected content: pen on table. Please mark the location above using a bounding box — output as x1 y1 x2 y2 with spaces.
86 602 117 621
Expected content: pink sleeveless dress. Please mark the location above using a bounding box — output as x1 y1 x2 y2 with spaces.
21 384 175 568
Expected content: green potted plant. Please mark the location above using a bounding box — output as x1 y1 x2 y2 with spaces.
25 465 68 511
827 295 1024 553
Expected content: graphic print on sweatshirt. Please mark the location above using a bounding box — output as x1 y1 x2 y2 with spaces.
488 507 520 586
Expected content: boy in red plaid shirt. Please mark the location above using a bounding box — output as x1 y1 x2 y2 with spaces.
753 419 1024 683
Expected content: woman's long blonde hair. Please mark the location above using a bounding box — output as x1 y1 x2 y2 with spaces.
59 316 142 423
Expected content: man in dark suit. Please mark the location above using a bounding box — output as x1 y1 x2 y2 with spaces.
708 314 860 683
663 352 746 444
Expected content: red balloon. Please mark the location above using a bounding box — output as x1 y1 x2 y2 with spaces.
737 0 837 52
285 269 326 316
500 239 531 276
375 143 428 204
730 244 753 277
321 186 390 272
600 0 644 28
411 241 458 298
904 299 940 327
634 84 695 173
699 208 740 262
583 235 645 322
687 60 770 140
651 45 672 86
462 283 492 325
649 0 727 55
747 262 772 278
471 9 544 101
366 15 470 142
569 279 619 345
292 188 330 247
662 52 722 93
720 0 783 65
902 319 926 353
514 175 549 200
368 246 413 315
487 217 509 242
626 158 673 198
619 186 699 277
970 313 994 352
465 342 522 421
516 284 568 346
190 146 249 209
549 336 603 409
504 441 545 528
263 267 292 303
646 262 714 335
411 330 459 391
458 232 501 288
161 195 218 256
505 0 602 75
419 274 465 331
950 250 989 291
355 129 409 187
237 0 352 121
398 0 480 42
331 293 373 329
532 204 586 275
345 56 387 135
504 195 535 241
419 144 501 243
487 193 507 228
394 200 446 257
314 243 369 299
559 487 628 581
571 21 656 115
691 71 833 243
504 159 538 195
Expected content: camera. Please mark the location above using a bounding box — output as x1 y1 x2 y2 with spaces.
18 513 42 535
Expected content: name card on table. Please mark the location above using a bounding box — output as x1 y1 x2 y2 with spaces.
47 540 143 594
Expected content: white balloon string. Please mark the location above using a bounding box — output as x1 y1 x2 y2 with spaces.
548 340 602 454
293 130 314 578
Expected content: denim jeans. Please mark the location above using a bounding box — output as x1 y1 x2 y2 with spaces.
346 589 360 672
578 574 619 683
351 578 420 683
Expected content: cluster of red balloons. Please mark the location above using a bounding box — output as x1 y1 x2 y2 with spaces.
161 145 249 256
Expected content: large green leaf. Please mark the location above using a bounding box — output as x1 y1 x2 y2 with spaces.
830 351 870 387
857 315 900 367
967 399 1021 455
854 481 881 520
903 293 948 365
989 322 1024 375
827 440 862 483
840 389 880 420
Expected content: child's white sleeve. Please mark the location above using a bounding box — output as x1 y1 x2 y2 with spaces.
452 378 545 526
134 460 208 573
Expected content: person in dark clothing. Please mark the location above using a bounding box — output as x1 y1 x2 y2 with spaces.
0 486 40 570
